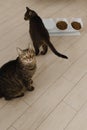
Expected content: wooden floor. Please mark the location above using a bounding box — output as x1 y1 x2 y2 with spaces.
0 0 87 130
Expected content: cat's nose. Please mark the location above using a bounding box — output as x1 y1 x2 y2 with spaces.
24 16 27 20
24 16 26 20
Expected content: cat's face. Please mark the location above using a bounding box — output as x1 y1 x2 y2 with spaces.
17 47 36 65
24 7 36 20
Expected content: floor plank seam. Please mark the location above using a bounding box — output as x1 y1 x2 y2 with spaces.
35 98 75 130
64 98 87 130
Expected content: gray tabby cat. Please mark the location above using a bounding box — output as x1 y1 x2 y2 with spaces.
0 47 36 100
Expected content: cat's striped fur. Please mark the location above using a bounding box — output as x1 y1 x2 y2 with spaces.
0 47 36 100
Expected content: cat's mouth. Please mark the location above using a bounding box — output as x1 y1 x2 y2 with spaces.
29 64 36 70
23 59 33 64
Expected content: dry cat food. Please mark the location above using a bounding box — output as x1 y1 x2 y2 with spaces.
71 21 81 30
56 21 68 30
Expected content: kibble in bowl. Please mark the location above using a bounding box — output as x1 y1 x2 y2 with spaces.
56 21 68 30
71 21 81 30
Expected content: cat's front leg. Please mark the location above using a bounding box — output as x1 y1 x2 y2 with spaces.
24 80 35 91
33 42 39 55
27 79 34 91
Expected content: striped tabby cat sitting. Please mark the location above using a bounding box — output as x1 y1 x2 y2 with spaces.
0 47 36 100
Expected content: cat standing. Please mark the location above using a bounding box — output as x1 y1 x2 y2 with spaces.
0 47 36 100
24 7 68 59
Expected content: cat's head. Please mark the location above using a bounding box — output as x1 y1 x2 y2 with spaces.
17 47 36 65
24 7 37 20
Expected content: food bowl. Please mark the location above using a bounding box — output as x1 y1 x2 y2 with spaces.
70 18 83 31
43 18 83 36
71 21 81 30
56 21 68 30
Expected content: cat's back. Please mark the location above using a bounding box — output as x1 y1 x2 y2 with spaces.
0 59 17 76
30 16 49 40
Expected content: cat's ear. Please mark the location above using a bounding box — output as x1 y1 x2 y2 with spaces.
28 44 32 53
26 7 36 17
26 7 30 11
16 47 23 55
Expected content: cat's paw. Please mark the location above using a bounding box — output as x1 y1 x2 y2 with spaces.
27 86 35 91
40 51 47 55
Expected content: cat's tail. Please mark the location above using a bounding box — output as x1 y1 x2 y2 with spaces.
47 41 68 59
